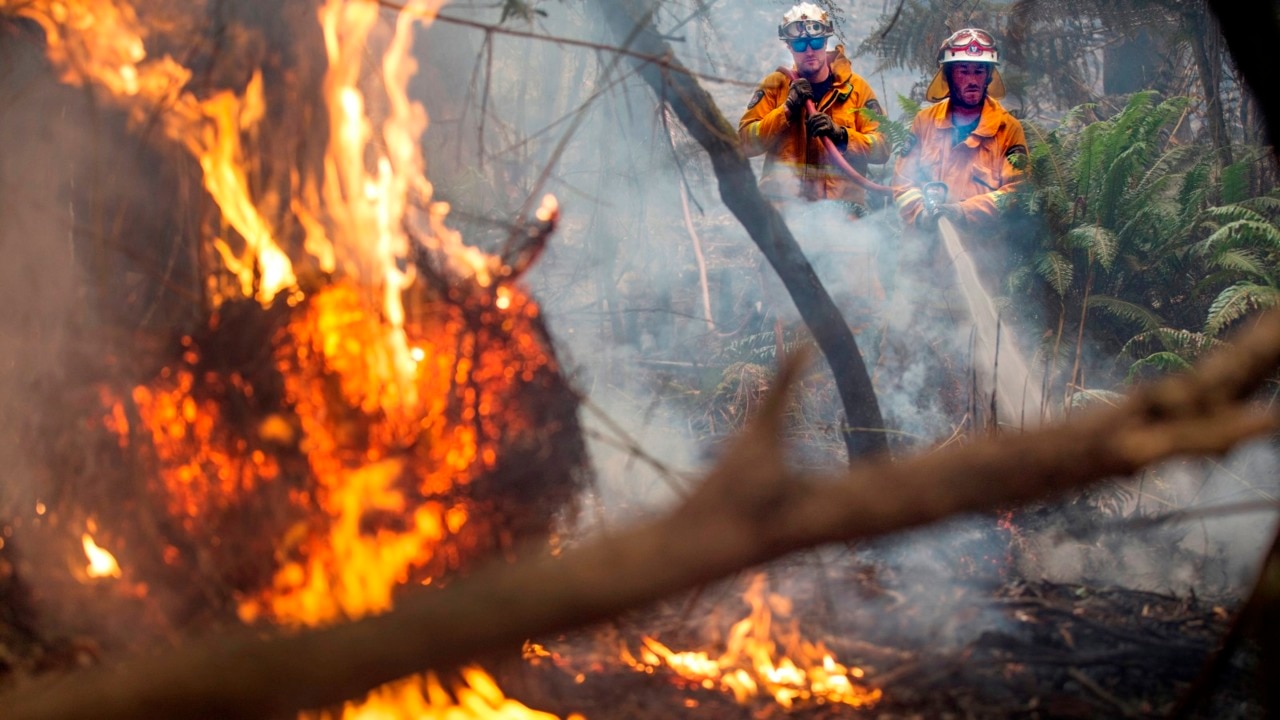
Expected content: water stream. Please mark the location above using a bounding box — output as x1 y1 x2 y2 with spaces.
938 218 1045 429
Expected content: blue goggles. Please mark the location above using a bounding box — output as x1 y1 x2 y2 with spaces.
788 36 827 52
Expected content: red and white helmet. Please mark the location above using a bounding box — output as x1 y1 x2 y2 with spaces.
926 27 1006 102
778 3 833 40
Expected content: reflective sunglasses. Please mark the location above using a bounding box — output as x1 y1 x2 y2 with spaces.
788 36 827 52
779 19 833 39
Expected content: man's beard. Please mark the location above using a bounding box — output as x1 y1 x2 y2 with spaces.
949 83 986 109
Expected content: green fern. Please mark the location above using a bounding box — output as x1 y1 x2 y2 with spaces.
1035 251 1074 296
1205 282 1280 335
1122 327 1220 359
1067 224 1119 270
1125 351 1193 383
1086 295 1162 331
1196 219 1280 255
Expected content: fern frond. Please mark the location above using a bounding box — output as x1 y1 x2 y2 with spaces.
1206 282 1280 335
1121 327 1220 358
1205 248 1270 280
1196 219 1280 255
1196 204 1269 227
1035 251 1075 297
1125 351 1193 383
1086 295 1163 331
1067 224 1119 270
1239 195 1280 218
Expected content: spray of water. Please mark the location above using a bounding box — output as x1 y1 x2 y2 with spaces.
937 218 1044 430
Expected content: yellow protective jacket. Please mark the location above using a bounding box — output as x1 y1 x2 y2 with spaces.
892 96 1027 227
738 46 890 206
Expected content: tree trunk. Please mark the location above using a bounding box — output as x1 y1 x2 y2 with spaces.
1188 10 1234 167
589 0 887 463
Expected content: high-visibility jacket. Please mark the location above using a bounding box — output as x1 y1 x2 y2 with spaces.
738 46 890 206
892 96 1027 227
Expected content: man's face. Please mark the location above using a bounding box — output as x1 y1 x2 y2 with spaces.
789 37 830 79
947 62 991 109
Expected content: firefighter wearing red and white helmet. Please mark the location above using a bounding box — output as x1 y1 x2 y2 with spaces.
738 3 890 207
892 28 1027 229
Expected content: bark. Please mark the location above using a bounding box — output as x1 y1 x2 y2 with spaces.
6 307 1280 720
591 0 888 463
1186 10 1234 167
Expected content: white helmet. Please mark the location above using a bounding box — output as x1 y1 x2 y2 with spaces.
925 28 1006 102
778 3 833 40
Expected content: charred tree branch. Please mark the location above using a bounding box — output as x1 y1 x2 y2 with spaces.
6 298 1280 719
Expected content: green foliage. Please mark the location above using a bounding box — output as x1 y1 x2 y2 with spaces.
1010 91 1280 388
1205 282 1280 335
1124 351 1192 383
1086 295 1162 332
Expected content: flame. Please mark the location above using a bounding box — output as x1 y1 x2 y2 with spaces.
622 574 882 710
11 0 573 717
313 667 586 720
82 533 122 579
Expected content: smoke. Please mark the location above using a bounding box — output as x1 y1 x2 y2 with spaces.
411 0 1280 608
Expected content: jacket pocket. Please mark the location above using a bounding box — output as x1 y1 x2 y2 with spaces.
971 163 999 191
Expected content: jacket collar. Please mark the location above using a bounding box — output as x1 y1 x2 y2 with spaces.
931 96 1008 142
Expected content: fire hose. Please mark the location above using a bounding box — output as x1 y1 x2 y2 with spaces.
776 66 898 197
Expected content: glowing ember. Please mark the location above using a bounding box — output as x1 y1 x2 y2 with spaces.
82 533 122 579
622 574 882 710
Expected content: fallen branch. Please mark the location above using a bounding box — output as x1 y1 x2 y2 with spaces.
5 299 1280 719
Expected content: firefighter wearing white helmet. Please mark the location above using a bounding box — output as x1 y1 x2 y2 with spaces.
878 29 1030 431
892 28 1027 229
739 3 889 207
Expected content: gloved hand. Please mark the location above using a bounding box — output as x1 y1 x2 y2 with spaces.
934 203 963 223
785 78 812 119
805 112 849 148
916 202 961 230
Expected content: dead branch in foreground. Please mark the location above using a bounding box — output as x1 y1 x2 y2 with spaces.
5 308 1280 720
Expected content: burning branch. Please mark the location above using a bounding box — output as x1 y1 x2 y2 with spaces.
7 307 1280 720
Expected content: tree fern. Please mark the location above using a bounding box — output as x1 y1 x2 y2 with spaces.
1195 219 1280 255
1204 248 1270 280
1125 351 1193 383
1196 204 1269 227
1121 327 1220 359
1240 194 1280 218
1205 282 1280 335
1086 295 1162 331
1067 224 1119 270
1035 251 1075 296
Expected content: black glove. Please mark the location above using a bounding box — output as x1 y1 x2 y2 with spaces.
805 112 849 148
785 78 812 119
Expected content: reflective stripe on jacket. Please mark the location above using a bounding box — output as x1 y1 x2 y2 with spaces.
892 96 1027 227
738 46 890 206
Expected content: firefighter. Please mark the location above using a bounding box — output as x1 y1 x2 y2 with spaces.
892 28 1027 230
738 3 890 208
738 3 890 335
877 29 1029 443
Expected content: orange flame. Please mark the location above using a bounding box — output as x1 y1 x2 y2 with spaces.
82 533 122 579
623 574 882 710
17 0 576 716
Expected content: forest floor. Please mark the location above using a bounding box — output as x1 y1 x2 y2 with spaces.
504 539 1262 719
